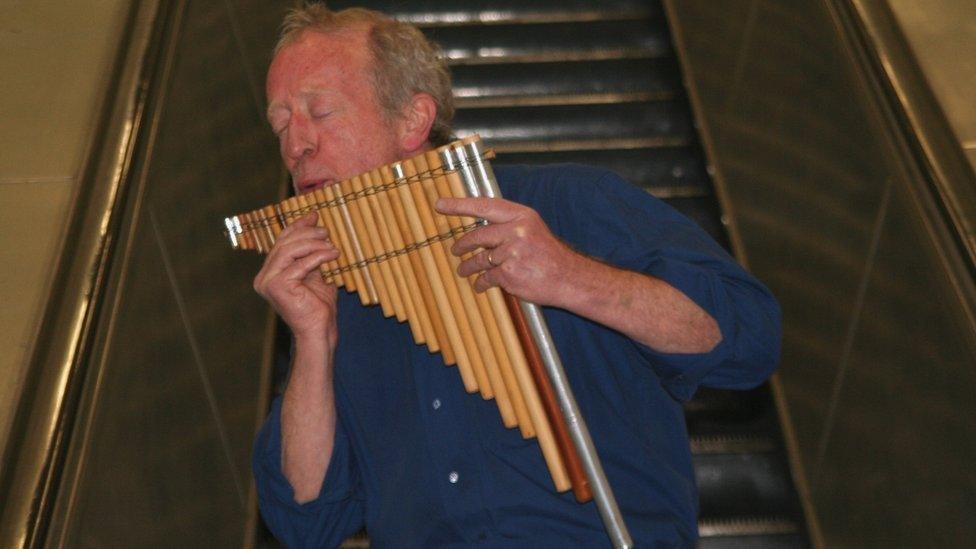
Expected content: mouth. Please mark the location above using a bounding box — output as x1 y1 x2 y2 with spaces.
296 178 336 195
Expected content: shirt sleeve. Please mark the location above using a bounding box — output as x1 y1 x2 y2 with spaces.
557 168 782 401
252 396 365 547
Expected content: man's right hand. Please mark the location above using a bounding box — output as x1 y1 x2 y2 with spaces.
253 212 340 347
255 211 342 503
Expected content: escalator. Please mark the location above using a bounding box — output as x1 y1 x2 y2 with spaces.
8 0 975 546
326 0 809 546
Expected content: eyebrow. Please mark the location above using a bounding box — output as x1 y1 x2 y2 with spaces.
266 103 287 123
265 90 337 123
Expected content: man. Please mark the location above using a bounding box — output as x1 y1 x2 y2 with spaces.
252 5 780 548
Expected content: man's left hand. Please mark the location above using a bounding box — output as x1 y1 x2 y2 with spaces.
436 196 583 307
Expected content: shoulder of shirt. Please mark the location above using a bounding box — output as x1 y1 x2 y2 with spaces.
492 163 643 203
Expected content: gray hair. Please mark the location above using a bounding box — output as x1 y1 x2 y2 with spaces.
275 4 455 146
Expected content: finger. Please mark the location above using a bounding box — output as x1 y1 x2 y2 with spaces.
258 239 336 288
472 269 498 293
457 249 496 278
435 196 523 224
268 237 336 266
274 224 331 247
451 222 508 257
277 211 321 240
277 248 340 285
266 227 332 262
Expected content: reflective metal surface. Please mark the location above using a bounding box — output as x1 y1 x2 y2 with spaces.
0 0 291 546
887 0 976 153
667 1 976 546
46 0 292 543
0 2 155 545
850 0 976 290
0 0 132 490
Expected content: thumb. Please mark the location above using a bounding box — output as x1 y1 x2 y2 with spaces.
295 211 320 226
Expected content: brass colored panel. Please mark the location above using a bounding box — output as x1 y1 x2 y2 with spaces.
0 0 131 179
0 0 160 542
886 0 976 145
0 179 74 466
845 0 976 282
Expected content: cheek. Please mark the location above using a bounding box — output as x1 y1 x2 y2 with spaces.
277 138 291 164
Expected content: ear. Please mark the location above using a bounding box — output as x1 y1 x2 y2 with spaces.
397 92 437 154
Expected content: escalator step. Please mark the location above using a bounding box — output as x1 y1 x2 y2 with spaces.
454 101 692 146
691 435 779 455
424 20 670 64
685 386 780 438
695 450 799 519
698 534 807 549
453 58 681 104
328 0 657 26
699 517 799 537
699 519 805 549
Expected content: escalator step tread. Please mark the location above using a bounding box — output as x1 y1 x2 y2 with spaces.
425 20 670 64
454 101 693 145
452 58 681 102
687 411 782 440
328 0 658 26
699 516 801 538
691 434 779 455
694 452 800 519
698 533 807 549
684 386 780 437
686 386 770 414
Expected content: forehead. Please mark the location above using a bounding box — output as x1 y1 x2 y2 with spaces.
266 27 372 98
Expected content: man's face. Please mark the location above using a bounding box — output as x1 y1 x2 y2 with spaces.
266 28 403 195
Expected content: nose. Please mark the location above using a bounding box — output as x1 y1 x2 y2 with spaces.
283 116 316 162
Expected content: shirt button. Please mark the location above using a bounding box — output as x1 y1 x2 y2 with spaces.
432 398 441 410
448 471 459 484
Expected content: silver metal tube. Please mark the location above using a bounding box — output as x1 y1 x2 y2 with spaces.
224 217 239 248
462 139 634 549
448 144 482 201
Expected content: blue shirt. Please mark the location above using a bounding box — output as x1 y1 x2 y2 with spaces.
253 164 781 548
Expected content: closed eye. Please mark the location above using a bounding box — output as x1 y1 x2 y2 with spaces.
269 117 289 136
267 108 290 136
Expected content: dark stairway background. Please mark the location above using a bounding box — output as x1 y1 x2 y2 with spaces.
274 1 809 547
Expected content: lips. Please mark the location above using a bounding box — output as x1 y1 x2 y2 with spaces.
297 178 336 194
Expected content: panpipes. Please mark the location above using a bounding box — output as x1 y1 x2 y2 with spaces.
225 136 592 502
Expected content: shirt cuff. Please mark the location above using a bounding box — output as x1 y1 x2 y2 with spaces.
632 252 734 401
253 396 357 512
